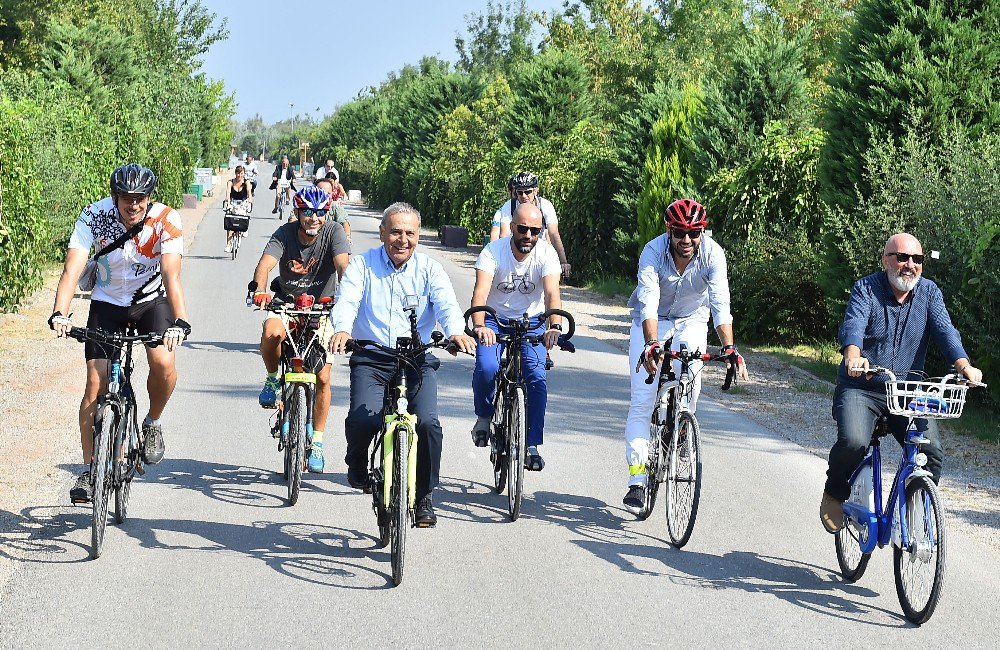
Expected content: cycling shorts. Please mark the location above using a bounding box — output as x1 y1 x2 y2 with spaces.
85 297 174 360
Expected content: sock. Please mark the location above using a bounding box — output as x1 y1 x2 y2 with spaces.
527 445 539 455
143 415 160 426
267 371 279 380
312 430 324 445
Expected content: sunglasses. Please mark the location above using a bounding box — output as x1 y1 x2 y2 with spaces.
671 228 703 240
300 208 328 217
515 224 543 236
514 188 536 196
886 252 924 264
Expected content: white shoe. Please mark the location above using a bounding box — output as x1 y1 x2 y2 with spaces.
224 243 233 253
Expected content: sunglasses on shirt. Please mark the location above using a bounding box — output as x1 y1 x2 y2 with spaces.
514 224 543 236
670 228 703 240
300 208 329 217
886 252 924 264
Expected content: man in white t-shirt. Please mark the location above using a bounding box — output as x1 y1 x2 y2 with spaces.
315 159 339 182
244 154 259 191
469 202 565 470
489 171 571 277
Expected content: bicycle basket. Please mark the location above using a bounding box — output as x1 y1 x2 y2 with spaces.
884 378 969 419
224 215 250 232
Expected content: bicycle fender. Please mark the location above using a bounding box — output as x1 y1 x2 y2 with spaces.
284 371 316 384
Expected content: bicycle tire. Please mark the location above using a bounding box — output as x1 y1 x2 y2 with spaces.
507 385 526 521
665 411 702 548
390 425 408 586
287 385 306 505
114 415 136 524
835 522 871 582
638 423 666 521
231 232 239 261
374 467 390 549
91 403 116 559
894 476 946 624
492 390 507 494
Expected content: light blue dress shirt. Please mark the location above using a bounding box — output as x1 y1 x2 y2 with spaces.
331 246 466 345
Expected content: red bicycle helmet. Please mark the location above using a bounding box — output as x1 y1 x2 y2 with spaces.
665 199 708 230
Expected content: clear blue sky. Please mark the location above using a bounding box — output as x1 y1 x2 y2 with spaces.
196 0 560 123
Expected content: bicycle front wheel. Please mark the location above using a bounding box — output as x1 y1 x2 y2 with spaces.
491 390 507 494
286 385 306 506
390 425 408 586
91 403 116 559
638 423 666 521
665 411 702 548
506 385 526 521
894 476 946 624
114 414 137 524
231 232 240 260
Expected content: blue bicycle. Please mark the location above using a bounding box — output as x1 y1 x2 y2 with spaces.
835 366 985 624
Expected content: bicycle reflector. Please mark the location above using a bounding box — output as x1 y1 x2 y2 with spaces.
291 356 305 373
295 294 315 310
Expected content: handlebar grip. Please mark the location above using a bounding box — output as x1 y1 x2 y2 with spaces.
463 305 497 337
721 356 736 391
539 308 576 340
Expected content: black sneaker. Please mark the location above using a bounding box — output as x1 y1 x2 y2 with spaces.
70 471 92 504
623 485 645 515
347 465 371 493
142 422 165 464
414 495 437 528
471 416 490 448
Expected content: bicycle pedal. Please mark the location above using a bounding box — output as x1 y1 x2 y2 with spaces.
134 461 145 476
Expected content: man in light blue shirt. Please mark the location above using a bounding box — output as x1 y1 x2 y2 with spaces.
329 202 475 527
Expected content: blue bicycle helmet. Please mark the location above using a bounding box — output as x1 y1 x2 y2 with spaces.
293 186 331 211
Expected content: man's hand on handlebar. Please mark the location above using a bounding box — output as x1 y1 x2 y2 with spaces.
958 364 983 385
449 334 476 356
472 325 496 347
48 311 73 338
162 318 191 352
328 331 352 355
252 291 272 307
641 339 662 375
543 327 561 350
846 353 871 378
721 344 750 383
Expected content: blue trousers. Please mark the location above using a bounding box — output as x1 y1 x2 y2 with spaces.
472 314 548 446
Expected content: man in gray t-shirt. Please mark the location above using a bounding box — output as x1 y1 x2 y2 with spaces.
250 186 351 474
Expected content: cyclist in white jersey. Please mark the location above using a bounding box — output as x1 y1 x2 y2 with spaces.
622 199 748 514
49 164 190 504
489 172 571 277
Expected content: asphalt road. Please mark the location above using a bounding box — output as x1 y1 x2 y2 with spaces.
1 173 997 646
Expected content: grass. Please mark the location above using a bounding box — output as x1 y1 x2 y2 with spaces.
756 341 841 384
584 275 633 300
944 401 1000 444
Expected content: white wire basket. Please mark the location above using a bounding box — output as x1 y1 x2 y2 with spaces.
884 377 969 419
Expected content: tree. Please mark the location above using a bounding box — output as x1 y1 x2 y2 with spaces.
501 47 593 147
455 0 535 76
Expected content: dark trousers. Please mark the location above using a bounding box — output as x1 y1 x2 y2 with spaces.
344 349 442 499
825 385 942 501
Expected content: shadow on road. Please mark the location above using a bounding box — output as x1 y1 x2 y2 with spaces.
0 505 93 565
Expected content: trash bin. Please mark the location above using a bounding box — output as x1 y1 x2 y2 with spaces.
186 183 203 201
440 225 468 248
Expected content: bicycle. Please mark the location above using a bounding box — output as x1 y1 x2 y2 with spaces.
276 178 292 220
222 199 252 261
463 305 576 521
834 367 986 624
248 285 333 505
68 326 163 559
636 342 736 547
346 296 464 586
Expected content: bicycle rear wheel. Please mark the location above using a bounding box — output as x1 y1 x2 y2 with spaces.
286 385 306 505
665 411 702 548
506 385 526 521
835 521 871 582
491 390 507 494
638 423 666 521
390 425 408 586
114 414 137 524
231 232 240 260
91 403 116 559
894 476 946 624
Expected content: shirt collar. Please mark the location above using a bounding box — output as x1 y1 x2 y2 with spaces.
379 245 413 273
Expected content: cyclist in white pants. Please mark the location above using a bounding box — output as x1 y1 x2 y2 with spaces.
622 199 749 514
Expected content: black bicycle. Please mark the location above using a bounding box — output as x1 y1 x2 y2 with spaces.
68 326 161 559
464 305 575 521
347 297 465 586
248 283 333 506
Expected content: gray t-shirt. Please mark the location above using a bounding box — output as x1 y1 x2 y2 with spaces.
263 221 351 299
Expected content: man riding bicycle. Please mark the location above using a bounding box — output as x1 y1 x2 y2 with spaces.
469 202 564 470
819 232 983 533
622 198 749 514
328 202 476 527
49 163 190 503
270 154 297 214
245 154 259 193
489 172 571 277
251 186 351 473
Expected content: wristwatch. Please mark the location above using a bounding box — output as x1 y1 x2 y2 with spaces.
549 323 563 332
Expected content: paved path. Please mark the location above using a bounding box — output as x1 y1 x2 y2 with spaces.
1 172 997 646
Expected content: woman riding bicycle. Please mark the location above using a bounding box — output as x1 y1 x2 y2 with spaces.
224 165 254 253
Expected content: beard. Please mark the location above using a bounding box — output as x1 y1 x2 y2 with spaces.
887 268 920 293
516 242 533 254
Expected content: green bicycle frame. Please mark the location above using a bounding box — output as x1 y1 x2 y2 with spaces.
382 384 419 511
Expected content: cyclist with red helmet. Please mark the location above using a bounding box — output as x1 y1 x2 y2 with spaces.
250 185 351 473
622 198 749 513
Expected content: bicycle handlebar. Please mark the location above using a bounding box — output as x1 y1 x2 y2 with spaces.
853 365 987 388
68 326 164 346
462 305 576 350
637 346 737 390
345 333 461 358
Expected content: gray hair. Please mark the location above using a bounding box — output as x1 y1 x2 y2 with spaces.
381 202 421 227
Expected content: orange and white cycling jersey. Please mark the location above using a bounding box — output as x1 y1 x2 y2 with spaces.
69 197 184 306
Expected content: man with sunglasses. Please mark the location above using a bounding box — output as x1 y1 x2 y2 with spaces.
489 172 571 277
819 232 983 533
622 198 749 514
250 186 350 473
470 203 564 470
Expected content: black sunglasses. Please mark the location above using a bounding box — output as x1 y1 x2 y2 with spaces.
300 208 329 217
671 228 703 240
515 224 542 236
886 252 924 264
514 188 536 196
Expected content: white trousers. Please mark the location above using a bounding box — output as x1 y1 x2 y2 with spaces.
625 318 708 486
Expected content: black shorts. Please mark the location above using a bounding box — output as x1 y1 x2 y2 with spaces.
85 297 174 360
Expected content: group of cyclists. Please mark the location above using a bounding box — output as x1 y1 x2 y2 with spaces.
50 162 983 535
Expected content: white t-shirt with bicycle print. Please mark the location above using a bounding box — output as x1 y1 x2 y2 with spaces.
475 237 561 321
491 196 558 241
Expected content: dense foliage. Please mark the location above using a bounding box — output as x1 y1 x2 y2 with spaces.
0 0 234 310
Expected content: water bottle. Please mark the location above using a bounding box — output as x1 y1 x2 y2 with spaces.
907 393 946 414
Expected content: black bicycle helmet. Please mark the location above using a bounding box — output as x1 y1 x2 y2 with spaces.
508 171 539 190
110 163 157 196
